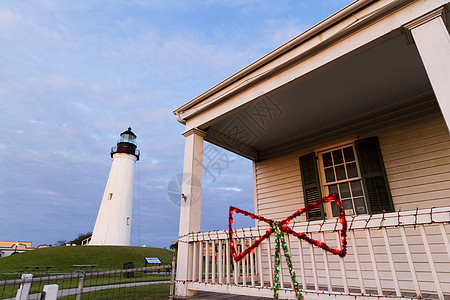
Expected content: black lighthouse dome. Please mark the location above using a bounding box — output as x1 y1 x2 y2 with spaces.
110 127 140 160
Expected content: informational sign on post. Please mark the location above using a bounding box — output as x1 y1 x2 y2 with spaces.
144 257 162 264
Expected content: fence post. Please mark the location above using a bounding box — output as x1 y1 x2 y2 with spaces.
75 274 85 300
41 284 59 300
15 273 32 300
169 254 176 299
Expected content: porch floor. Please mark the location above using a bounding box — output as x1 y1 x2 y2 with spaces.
172 289 449 300
173 291 271 299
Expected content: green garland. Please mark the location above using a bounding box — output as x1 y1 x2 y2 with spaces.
229 194 347 299
273 222 303 300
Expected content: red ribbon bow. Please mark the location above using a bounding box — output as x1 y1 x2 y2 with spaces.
228 193 347 262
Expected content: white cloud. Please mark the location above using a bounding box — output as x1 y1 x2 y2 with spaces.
0 7 23 27
263 18 310 46
217 187 243 192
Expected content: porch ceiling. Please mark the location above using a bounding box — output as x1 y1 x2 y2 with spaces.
200 31 435 160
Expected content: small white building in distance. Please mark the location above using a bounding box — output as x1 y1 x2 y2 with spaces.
0 241 49 257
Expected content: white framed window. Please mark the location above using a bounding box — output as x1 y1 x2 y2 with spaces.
318 144 367 218
299 136 393 221
107 193 113 200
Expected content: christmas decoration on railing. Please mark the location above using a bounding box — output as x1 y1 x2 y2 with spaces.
177 207 449 245
228 193 347 300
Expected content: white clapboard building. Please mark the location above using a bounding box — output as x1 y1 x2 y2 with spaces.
173 0 450 299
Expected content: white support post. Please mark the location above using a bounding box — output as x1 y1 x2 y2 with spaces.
321 232 332 292
297 239 307 290
75 274 85 300
176 128 206 297
365 229 382 295
187 243 194 282
336 232 348 294
192 242 198 281
222 242 226 284
309 234 318 291
245 247 252 277
41 284 59 300
349 230 365 294
257 242 264 287
399 226 421 297
439 223 450 263
233 246 238 285
266 238 274 287
226 238 231 284
279 240 285 290
222 241 227 283
198 241 203 282
405 8 450 131
285 234 296 289
285 234 292 258
419 225 444 300
237 252 241 285
170 255 176 299
212 241 216 284
15 274 33 300
205 240 209 283
218 240 223 284
382 227 401 297
241 238 247 286
250 239 255 287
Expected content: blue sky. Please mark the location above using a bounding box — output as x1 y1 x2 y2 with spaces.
0 0 353 248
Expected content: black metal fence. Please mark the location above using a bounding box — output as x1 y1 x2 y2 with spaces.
0 263 175 299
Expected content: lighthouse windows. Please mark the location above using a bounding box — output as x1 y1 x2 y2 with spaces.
107 193 113 200
126 217 130 225
120 133 136 144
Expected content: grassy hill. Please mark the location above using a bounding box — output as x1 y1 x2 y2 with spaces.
0 246 174 273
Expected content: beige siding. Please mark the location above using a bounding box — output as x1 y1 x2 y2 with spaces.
255 151 307 222
378 114 450 211
254 110 450 220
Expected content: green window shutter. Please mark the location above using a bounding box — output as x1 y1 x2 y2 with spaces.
355 137 394 214
299 153 324 220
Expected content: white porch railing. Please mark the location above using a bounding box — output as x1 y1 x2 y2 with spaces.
177 207 450 299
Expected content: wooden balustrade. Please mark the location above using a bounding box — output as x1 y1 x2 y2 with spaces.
178 207 450 299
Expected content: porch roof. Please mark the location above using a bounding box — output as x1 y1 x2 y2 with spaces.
173 0 450 161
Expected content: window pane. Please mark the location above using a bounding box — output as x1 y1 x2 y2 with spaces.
321 144 371 218
343 199 354 215
350 180 363 197
346 162 358 178
335 165 346 181
354 197 367 215
332 150 344 164
331 202 340 217
325 167 335 182
322 152 332 167
343 147 355 162
328 184 338 195
339 182 351 198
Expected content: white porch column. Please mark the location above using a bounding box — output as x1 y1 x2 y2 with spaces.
176 127 206 297
405 8 450 131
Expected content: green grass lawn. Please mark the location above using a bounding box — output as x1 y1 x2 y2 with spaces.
0 246 175 299
0 245 174 273
0 272 171 298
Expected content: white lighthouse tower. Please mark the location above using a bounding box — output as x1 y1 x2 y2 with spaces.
90 128 140 246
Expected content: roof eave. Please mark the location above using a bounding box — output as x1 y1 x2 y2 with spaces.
173 0 376 124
